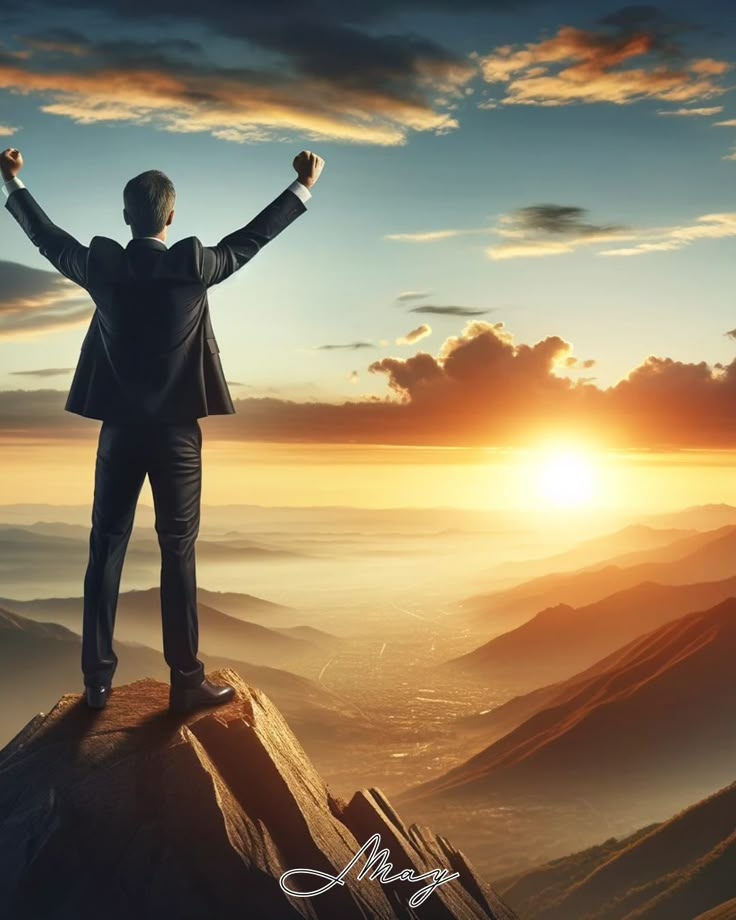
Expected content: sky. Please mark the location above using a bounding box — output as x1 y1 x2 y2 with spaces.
1 0 736 510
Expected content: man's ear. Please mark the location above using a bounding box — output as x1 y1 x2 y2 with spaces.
123 208 130 226
166 209 174 226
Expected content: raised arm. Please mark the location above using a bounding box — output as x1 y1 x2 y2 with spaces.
201 149 325 288
1 147 90 289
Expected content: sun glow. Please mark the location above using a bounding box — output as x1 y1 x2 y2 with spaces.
536 449 596 507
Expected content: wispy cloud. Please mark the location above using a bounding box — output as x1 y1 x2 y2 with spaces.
658 106 724 116
396 323 431 344
387 203 736 260
601 213 736 257
9 367 74 378
385 228 480 242
0 260 93 339
396 291 433 302
476 10 730 108
409 305 491 316
488 204 630 260
314 341 375 351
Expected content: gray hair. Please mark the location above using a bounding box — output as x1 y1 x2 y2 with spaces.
123 169 175 236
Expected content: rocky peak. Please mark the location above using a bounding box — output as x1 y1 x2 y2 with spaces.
0 667 516 919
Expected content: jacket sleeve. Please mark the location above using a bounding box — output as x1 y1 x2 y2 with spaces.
200 187 307 288
4 187 89 288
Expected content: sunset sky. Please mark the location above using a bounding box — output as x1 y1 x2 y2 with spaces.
1 0 735 509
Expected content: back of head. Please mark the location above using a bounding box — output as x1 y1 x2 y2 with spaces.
123 169 175 236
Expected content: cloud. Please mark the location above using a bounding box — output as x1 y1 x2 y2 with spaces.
0 16 478 145
409 305 492 316
385 228 477 242
600 212 736 256
488 203 632 259
9 368 74 378
0 123 18 135
396 290 433 302
396 323 431 344
714 118 736 126
314 341 375 350
658 105 724 116
350 370 359 384
477 15 730 108
8 320 736 449
386 203 634 259
0 260 93 339
388 201 736 260
562 356 596 370
505 204 623 236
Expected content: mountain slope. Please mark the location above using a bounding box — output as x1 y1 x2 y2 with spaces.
0 588 327 666
500 779 736 920
448 575 736 688
399 599 736 824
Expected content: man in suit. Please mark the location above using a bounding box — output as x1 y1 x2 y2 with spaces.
1 145 325 713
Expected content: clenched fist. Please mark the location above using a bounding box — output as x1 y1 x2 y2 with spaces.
293 150 325 189
0 147 23 181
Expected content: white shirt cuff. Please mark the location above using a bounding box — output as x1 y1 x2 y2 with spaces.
2 176 25 197
287 178 311 204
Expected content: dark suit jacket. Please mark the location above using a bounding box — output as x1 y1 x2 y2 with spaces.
4 185 307 422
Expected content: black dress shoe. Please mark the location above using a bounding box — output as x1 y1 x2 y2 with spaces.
85 684 112 710
169 677 236 714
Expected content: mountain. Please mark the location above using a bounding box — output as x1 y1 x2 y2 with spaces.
0 608 367 752
196 586 295 620
398 599 736 828
642 503 736 531
499 779 736 920
460 525 736 627
0 669 516 919
485 524 694 582
447 575 736 688
0 521 310 563
0 588 329 667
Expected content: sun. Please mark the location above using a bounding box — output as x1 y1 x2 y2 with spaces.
537 449 595 507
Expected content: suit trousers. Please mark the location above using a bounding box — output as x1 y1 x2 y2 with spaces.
81 420 206 690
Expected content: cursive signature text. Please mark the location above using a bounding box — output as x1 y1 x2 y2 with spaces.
279 831 461 908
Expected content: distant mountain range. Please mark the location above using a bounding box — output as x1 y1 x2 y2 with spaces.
399 598 736 838
460 524 736 626
0 607 360 752
448 574 736 689
0 587 338 668
485 523 695 582
500 778 736 920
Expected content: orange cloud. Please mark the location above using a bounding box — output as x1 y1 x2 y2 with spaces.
6 321 736 450
0 29 475 145
396 324 431 345
478 23 730 107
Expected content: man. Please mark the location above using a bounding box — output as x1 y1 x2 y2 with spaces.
1 145 325 714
